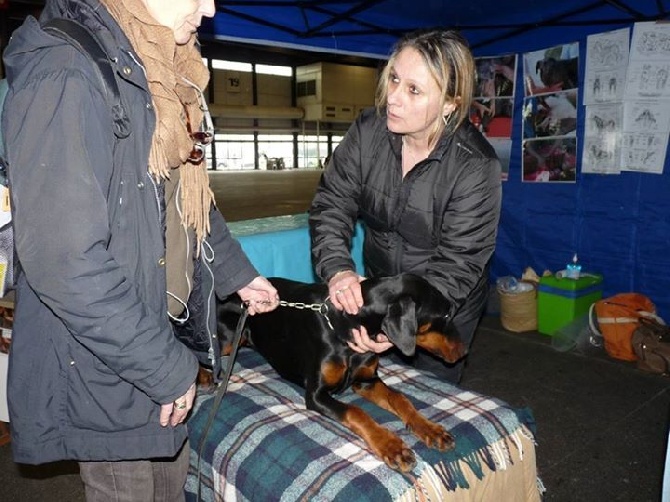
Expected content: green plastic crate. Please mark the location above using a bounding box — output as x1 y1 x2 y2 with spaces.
537 273 603 336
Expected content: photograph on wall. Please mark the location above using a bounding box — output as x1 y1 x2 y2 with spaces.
522 90 578 139
522 137 577 182
471 55 517 139
584 27 630 105
523 42 579 96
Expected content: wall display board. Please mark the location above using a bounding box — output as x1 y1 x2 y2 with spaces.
521 42 579 182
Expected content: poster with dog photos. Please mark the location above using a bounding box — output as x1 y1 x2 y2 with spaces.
522 43 579 182
472 55 517 139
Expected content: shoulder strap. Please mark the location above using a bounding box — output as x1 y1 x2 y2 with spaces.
0 79 9 187
42 18 131 139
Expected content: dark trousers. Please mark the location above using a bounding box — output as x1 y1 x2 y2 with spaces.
78 440 190 502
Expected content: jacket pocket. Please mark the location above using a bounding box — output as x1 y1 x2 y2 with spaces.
65 340 157 432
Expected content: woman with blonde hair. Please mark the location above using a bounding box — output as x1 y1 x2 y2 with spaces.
310 29 501 383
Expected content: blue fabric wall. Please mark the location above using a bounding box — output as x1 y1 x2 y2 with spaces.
490 36 670 318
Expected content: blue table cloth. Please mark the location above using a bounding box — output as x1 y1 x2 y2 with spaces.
228 213 364 283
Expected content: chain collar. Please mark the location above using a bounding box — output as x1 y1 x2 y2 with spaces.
278 297 334 330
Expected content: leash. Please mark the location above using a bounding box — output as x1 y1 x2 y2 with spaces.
278 298 334 329
196 305 249 502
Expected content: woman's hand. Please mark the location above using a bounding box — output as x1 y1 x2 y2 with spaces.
347 325 394 354
238 276 279 315
328 270 364 315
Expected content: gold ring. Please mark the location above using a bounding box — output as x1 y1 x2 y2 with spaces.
175 401 187 410
335 290 342 295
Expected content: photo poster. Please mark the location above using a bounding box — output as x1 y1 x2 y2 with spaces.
472 54 517 140
621 21 670 174
488 138 512 181
582 27 629 174
521 42 579 182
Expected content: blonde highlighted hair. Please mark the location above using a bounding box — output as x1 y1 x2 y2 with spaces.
376 29 476 144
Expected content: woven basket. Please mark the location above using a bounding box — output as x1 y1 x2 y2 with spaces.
499 282 537 332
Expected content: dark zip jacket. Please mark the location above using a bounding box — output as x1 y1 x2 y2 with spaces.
1 0 258 463
310 107 502 322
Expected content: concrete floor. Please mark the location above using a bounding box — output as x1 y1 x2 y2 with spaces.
1 314 668 501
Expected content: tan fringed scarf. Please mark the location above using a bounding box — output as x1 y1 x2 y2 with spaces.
100 0 215 316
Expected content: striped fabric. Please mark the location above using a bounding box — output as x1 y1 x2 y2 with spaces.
185 348 536 502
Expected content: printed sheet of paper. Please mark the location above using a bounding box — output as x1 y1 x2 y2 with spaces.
582 104 624 174
584 27 630 105
625 22 670 100
621 22 670 173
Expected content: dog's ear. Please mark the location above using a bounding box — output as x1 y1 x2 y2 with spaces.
381 296 417 356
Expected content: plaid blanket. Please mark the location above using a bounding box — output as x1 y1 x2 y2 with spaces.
185 348 536 502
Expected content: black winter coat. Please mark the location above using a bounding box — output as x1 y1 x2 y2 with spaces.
1 0 258 463
310 108 502 322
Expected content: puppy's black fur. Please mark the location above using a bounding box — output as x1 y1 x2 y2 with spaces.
216 273 465 472
536 57 579 90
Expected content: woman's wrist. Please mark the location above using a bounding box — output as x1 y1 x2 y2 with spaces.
328 269 354 282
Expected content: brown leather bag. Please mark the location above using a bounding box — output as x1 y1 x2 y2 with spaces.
631 317 670 375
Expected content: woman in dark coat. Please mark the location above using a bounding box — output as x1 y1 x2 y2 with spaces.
310 29 502 383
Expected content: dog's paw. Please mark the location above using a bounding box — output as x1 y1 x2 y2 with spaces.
379 438 417 472
410 420 456 451
196 366 217 393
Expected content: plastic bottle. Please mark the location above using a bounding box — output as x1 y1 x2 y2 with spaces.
496 276 519 293
565 253 581 279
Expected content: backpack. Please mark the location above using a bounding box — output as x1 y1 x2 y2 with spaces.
0 18 130 296
591 292 660 362
631 317 670 375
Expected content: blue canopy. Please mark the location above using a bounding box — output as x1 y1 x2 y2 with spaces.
203 0 667 58
203 1 670 318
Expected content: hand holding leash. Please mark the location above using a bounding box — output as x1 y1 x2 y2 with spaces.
328 270 364 315
238 276 279 315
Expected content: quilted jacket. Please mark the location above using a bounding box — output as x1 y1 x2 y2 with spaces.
310 107 502 322
1 0 258 463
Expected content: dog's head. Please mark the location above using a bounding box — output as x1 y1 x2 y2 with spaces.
362 274 466 363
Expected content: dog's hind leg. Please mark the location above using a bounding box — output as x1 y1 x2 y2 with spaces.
353 378 455 452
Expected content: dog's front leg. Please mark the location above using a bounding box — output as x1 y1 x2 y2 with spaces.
306 387 417 472
353 379 455 452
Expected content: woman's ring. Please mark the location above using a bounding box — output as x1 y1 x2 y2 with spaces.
175 401 187 410
335 289 342 295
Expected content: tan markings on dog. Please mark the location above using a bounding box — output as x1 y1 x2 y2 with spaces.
416 331 465 363
321 360 346 387
352 358 378 381
353 380 455 453
342 403 416 472
418 323 432 333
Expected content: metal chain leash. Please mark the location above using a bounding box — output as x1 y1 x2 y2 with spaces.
278 299 334 330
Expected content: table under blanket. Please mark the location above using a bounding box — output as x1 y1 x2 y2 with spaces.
185 348 541 501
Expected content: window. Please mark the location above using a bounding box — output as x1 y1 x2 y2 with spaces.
297 135 330 169
213 134 255 170
258 135 295 169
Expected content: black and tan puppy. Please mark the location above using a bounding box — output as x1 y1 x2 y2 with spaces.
216 273 466 472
